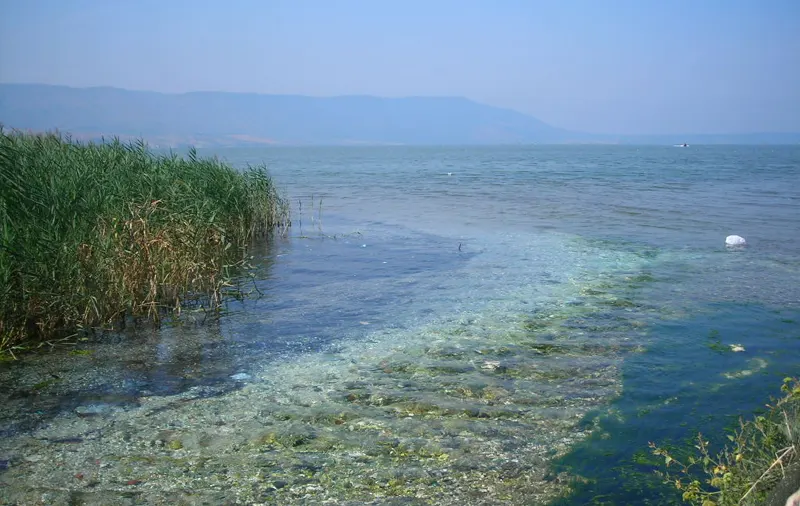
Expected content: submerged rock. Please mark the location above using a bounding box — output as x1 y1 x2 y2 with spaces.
480 360 501 370
74 403 115 417
725 235 747 247
230 373 252 381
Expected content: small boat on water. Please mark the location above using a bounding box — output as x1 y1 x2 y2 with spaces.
674 143 689 147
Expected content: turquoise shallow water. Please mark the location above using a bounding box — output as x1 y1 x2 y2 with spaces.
1 145 798 504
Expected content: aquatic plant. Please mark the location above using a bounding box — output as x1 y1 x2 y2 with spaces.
650 377 800 506
0 239 673 504
0 128 289 354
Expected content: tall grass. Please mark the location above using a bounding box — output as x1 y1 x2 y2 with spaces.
0 128 289 354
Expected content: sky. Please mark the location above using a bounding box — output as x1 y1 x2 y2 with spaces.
1 0 799 135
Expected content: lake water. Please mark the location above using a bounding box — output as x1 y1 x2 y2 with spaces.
1 145 799 505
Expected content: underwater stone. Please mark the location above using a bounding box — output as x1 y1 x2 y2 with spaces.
230 373 251 381
480 360 502 371
183 385 228 399
75 403 115 417
725 235 746 247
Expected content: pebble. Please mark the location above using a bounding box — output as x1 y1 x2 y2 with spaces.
481 360 501 371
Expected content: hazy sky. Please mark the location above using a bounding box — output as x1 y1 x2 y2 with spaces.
2 0 799 134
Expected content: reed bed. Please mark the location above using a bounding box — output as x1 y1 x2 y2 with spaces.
0 129 289 355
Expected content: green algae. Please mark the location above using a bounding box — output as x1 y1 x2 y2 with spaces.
597 297 640 308
31 378 60 391
525 343 565 355
167 439 183 450
0 244 686 505
627 272 657 283
68 349 94 357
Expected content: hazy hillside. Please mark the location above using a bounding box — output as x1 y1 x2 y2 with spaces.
1 84 798 146
0 84 588 146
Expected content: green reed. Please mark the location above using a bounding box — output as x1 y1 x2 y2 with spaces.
0 129 290 354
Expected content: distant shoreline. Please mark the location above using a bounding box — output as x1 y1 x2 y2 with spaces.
2 83 799 147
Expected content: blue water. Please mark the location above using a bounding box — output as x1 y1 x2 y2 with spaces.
1 145 799 504
222 144 800 503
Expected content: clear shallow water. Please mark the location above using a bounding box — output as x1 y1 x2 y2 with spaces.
1 145 798 504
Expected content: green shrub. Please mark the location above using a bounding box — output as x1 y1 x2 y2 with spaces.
651 378 800 506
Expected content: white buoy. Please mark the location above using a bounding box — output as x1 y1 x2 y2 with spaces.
725 235 746 247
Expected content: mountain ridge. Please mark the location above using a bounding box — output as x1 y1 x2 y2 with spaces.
1 83 798 146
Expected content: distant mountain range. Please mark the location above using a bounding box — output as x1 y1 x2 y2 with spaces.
1 83 798 146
